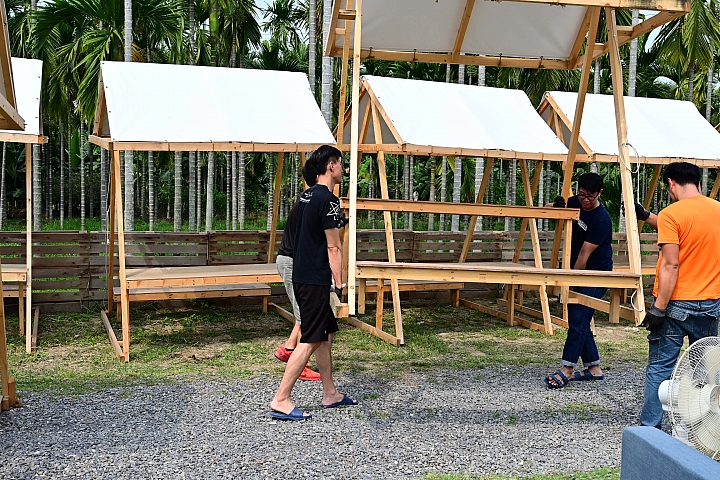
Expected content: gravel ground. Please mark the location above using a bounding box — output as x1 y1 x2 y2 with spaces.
0 364 651 479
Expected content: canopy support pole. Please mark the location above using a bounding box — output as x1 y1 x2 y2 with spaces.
459 157 495 263
347 0 362 315
607 7 645 325
24 144 33 352
268 153 284 264
638 164 662 231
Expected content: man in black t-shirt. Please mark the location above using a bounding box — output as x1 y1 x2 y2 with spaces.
545 173 613 389
269 145 357 421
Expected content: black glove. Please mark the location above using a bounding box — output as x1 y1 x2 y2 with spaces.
642 303 666 332
334 287 343 298
552 196 566 208
635 202 651 221
337 213 349 229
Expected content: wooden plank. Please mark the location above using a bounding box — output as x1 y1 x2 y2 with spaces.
335 0 353 147
267 152 284 264
497 298 567 329
346 0 361 315
639 164 661 231
459 298 549 334
113 283 271 302
710 169 720 199
344 315 401 346
451 0 476 62
100 309 125 361
567 290 636 322
324 0 344 57
347 198 580 219
607 7 645 325
568 8 592 68
24 144 32 352
459 157 495 263
31 306 39 352
269 302 296 325
112 150 130 362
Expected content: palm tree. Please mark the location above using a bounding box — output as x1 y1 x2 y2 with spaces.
263 0 304 48
320 0 332 126
308 0 316 96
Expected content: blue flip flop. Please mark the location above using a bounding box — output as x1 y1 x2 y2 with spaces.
544 370 570 389
573 369 604 381
323 394 358 409
270 407 311 421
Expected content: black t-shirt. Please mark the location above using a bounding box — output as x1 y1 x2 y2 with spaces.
292 184 341 285
277 200 300 258
568 195 613 271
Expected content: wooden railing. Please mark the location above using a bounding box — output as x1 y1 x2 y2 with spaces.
0 230 658 312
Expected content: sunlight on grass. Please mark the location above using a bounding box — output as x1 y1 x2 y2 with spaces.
423 467 620 480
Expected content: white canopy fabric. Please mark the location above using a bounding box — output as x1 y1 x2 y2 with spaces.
344 75 568 155
544 91 720 161
96 61 335 146
335 0 587 61
0 57 42 138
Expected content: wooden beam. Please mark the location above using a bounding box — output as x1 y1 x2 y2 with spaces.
344 316 401 346
363 82 405 144
336 0 353 148
112 149 130 362
347 0 362 315
345 198 580 219
551 7 600 270
108 148 116 314
505 0 688 12
100 310 124 361
568 8 592 67
711 169 720 199
24 144 32 353
607 7 645 325
452 0 476 62
267 153 284 264
544 94 593 154
87 136 337 154
324 0 345 57
93 74 107 136
512 160 544 264
459 157 495 263
0 243 8 402
638 164 661 231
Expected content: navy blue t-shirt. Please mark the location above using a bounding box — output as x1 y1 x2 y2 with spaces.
568 195 613 271
292 184 341 285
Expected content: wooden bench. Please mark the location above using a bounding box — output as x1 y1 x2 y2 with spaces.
105 263 281 361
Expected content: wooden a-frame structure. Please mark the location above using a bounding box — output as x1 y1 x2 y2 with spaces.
0 1 27 411
89 61 337 361
327 0 689 344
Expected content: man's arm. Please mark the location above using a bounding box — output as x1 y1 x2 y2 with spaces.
653 243 679 310
325 227 343 288
573 241 599 270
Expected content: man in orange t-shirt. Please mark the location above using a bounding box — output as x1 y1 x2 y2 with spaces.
640 162 720 429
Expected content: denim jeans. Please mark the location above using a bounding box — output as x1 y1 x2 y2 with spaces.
562 286 607 368
640 299 720 428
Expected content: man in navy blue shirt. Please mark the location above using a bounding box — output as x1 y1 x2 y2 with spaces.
545 172 613 388
269 145 357 420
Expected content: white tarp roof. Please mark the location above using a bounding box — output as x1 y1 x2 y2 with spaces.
97 61 335 145
544 91 720 161
335 0 587 61
345 75 568 155
0 57 42 137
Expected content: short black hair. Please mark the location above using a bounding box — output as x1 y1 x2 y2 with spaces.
301 161 317 187
308 145 342 175
663 162 701 188
577 172 603 193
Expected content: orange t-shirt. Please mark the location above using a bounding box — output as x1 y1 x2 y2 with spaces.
652 195 720 300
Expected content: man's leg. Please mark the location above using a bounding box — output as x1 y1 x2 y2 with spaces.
578 287 606 377
270 341 320 414
640 317 685 428
314 333 345 406
550 297 595 385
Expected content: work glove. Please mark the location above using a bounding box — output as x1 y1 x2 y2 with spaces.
635 202 651 221
552 196 566 208
337 213 349 229
334 286 343 299
642 303 666 332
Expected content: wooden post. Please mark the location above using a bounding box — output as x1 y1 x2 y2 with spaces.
335 0 354 145
710 169 720 199
371 102 403 343
519 159 554 334
638 164 661 231
0 241 8 403
24 144 32 353
112 150 130 361
512 160 544 264
607 7 645 324
459 157 495 262
550 7 600 270
268 152 284 264
108 148 116 314
347 0 362 315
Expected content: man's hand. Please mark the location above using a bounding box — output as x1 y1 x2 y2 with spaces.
337 213 349 229
635 202 651 221
552 196 566 208
642 303 666 332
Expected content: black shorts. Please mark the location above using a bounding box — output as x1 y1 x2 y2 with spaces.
293 282 339 343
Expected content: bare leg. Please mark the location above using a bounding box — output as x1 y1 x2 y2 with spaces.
270 342 319 414
285 323 301 350
316 333 345 406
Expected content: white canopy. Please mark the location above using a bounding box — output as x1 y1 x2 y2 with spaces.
94 61 335 148
343 75 568 156
543 91 720 162
0 57 42 139
340 0 586 61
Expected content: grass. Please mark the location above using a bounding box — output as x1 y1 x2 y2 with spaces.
5 297 649 396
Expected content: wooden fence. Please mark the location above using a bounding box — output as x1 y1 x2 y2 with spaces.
0 230 658 312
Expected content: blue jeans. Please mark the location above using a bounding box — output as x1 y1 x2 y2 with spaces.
562 286 606 368
640 299 720 428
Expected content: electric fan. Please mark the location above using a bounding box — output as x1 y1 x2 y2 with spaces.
658 336 720 459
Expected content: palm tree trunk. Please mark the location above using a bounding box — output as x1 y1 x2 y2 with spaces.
80 120 86 230
368 155 375 228
628 10 639 97
704 62 714 194
474 157 483 231
33 143 41 230
308 0 316 97
267 154 274 230
321 0 334 126
231 151 237 229
140 154 146 220
428 156 436 231
173 151 182 231
238 152 245 229
402 154 409 227
197 154 203 230
148 150 155 230
205 151 214 231
688 63 695 102
189 152 196 231
100 148 106 230
0 142 5 230
408 155 414 230
67 120 73 220
124 151 134 231
452 65 465 231
594 59 601 94
226 153 230 229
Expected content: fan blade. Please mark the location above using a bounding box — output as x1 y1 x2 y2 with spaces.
691 412 720 456
702 345 720 385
